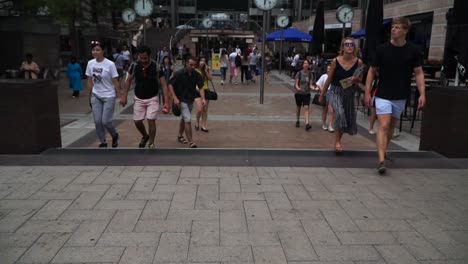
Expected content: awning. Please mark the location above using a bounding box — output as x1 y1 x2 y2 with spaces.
350 18 392 39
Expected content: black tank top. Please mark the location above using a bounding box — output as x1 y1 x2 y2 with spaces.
331 58 359 86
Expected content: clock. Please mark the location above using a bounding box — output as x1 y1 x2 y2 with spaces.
254 0 278 11
202 18 213 29
336 5 354 24
277 15 289 28
122 8 136 24
134 0 153 17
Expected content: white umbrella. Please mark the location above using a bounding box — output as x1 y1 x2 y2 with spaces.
176 25 195 29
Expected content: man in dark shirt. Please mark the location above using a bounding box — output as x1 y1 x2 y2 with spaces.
365 17 426 174
169 56 204 148
121 45 159 149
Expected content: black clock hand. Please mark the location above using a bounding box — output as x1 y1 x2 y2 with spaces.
264 0 267 6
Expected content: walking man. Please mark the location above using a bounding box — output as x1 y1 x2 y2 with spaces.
169 56 205 148
121 45 160 149
365 17 426 174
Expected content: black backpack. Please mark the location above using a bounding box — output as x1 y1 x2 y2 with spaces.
235 54 242 67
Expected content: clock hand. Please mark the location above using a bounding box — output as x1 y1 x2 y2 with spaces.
143 0 145 9
264 0 267 6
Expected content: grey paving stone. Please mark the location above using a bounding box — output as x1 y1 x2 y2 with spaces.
393 231 446 260
354 219 414 231
301 220 341 246
189 246 252 262
220 177 241 193
102 184 132 200
265 192 293 210
0 247 28 264
0 200 46 210
126 191 174 200
143 166 181 172
106 209 142 233
375 245 419 264
30 191 81 200
321 209 359 232
51 246 124 263
291 200 341 210
326 184 369 193
220 192 265 201
5 183 46 199
270 208 323 220
260 178 302 185
135 220 192 233
191 220 219 246
309 192 356 201
196 184 219 202
154 233 190 262
40 178 75 192
408 219 457 245
59 209 115 221
342 206 375 220
436 244 468 259
241 184 284 193
95 200 146 210
419 261 468 264
220 210 248 233
314 245 381 261
247 220 303 233
71 171 100 184
448 231 468 244
93 174 138 185
155 171 178 183
180 166 200 178
221 232 280 246
66 220 109 247
132 177 158 192
196 200 243 210
17 220 79 233
252 245 287 264
167 209 219 220
97 232 160 247
238 174 261 184
140 201 171 220
335 231 397 245
0 233 40 248
178 178 220 185
369 208 426 220
68 191 105 210
64 184 110 192
279 231 318 261
0 209 37 232
119 246 156 264
171 185 197 209
244 201 272 221
18 233 70 263
282 184 311 200
31 200 73 220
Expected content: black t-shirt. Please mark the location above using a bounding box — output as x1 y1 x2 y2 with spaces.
132 61 159 99
169 69 204 103
372 41 423 100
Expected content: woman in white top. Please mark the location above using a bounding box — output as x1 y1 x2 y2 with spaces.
316 65 334 132
219 49 228 85
86 40 121 148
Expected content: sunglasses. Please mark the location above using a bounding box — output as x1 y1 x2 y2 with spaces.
344 42 355 47
91 41 101 45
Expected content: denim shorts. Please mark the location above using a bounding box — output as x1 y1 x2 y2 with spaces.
180 101 193 123
375 97 406 118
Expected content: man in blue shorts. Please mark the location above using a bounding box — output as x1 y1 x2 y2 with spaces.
365 17 426 174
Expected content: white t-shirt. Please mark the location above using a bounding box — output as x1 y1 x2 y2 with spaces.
316 73 329 91
248 53 258 65
122 50 131 61
291 54 300 67
86 58 119 98
229 52 238 67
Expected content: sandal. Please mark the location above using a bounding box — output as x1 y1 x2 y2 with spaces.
335 145 343 154
177 135 188 144
201 127 209 133
189 142 197 148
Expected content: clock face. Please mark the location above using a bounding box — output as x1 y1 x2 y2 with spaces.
336 5 354 23
134 0 153 17
254 0 278 11
122 8 136 24
202 18 213 28
277 15 289 28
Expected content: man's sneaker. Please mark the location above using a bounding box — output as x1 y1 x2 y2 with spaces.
392 131 400 138
369 129 375 135
148 143 156 149
322 124 328 131
112 133 119 148
98 142 107 148
328 126 335 132
305 124 312 131
139 136 149 148
377 161 386 175
221 80 224 85
295 121 300 127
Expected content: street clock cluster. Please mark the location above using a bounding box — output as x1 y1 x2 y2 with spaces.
121 0 153 24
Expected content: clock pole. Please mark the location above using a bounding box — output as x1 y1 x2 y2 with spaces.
260 12 266 104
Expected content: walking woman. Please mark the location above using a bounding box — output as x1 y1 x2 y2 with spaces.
240 52 250 84
160 56 174 114
319 37 363 153
67 56 83 98
86 40 121 148
294 59 314 130
220 49 228 85
195 56 212 132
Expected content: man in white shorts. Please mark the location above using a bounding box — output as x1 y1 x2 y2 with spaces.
365 17 426 174
121 45 159 149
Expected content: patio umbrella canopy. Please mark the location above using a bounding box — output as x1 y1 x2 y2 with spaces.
310 1 325 55
363 0 384 65
259 28 313 43
350 19 391 39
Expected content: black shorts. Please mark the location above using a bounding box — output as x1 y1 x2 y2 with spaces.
295 93 311 107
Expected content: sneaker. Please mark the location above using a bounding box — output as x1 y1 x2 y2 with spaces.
98 142 107 148
328 126 335 132
295 121 300 127
139 136 149 148
377 161 386 175
221 80 224 85
392 131 400 138
112 133 119 148
369 129 375 135
148 143 156 149
305 124 312 131
234 82 238 85
322 124 328 131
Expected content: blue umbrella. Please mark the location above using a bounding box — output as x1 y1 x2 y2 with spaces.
350 18 392 40
259 27 313 43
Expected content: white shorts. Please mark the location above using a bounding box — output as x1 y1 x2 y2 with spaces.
375 97 406 118
133 96 159 120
